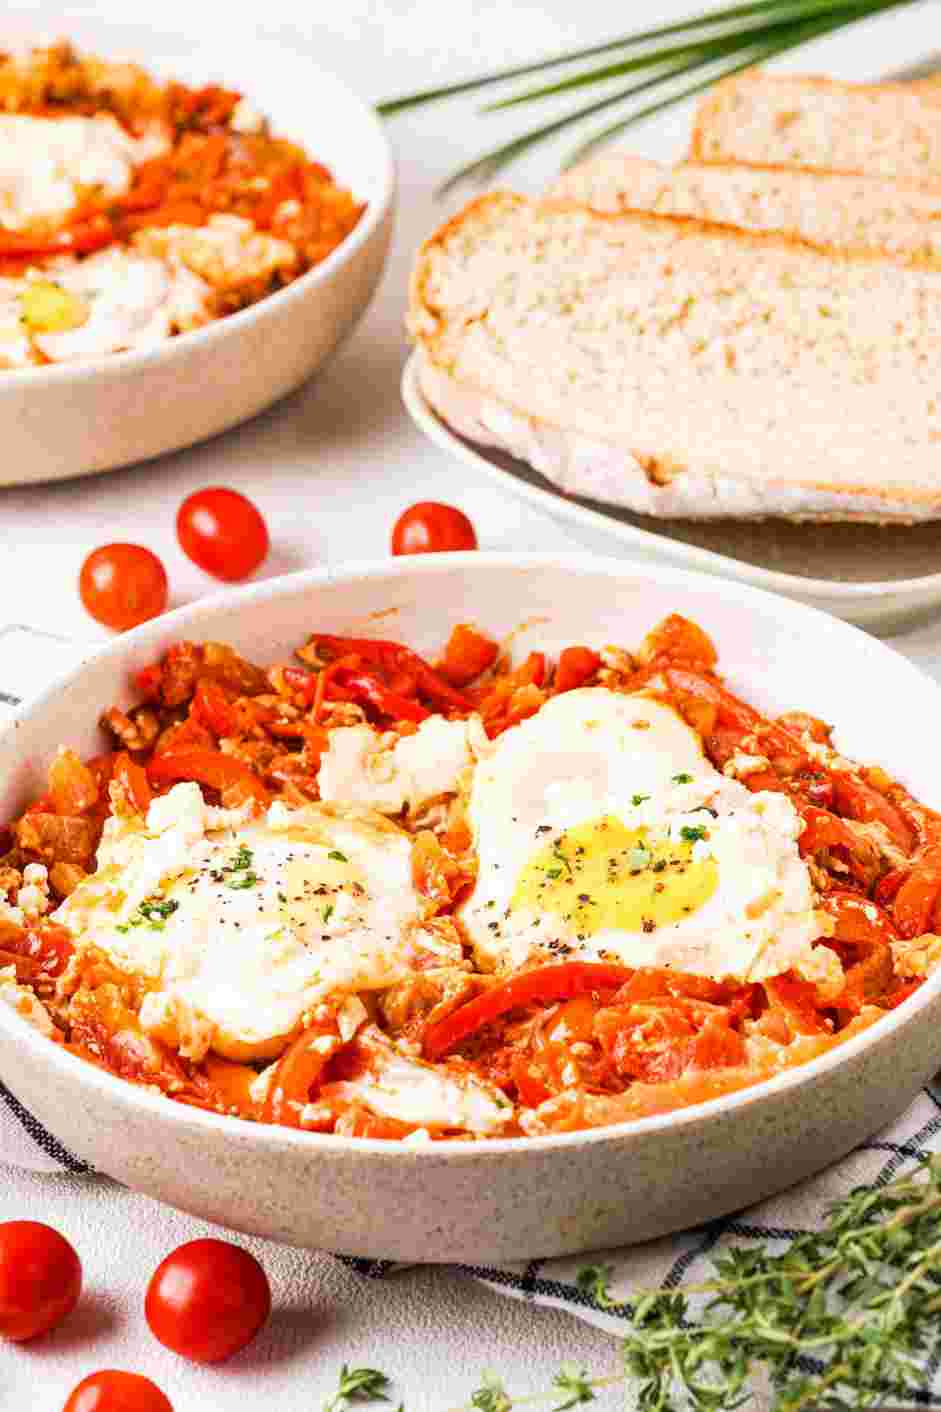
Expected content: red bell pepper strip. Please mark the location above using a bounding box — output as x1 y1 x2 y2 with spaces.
133 662 164 701
190 679 238 738
798 805 880 886
555 646 602 694
830 774 915 854
423 961 634 1060
0 922 74 984
875 867 909 907
279 665 320 706
0 213 114 259
439 624 499 688
325 667 430 723
664 666 810 769
763 973 829 1035
894 843 941 939
262 1021 339 1127
147 749 269 805
310 635 471 712
112 752 153 815
818 891 898 949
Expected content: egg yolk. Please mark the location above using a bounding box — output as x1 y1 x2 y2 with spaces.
512 815 718 937
19 281 88 333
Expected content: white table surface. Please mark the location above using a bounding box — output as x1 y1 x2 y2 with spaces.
2 0 941 1407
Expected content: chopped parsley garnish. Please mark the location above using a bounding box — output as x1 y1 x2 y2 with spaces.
225 871 257 890
680 824 708 842
328 850 349 863
322 902 335 926
672 772 693 784
631 793 650 807
210 844 258 890
546 867 563 881
116 896 179 933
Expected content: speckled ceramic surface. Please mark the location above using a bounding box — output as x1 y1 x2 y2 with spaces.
2 554 941 1262
0 24 394 487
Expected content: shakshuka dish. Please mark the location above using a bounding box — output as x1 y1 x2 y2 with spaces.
1 616 937 1141
0 43 364 369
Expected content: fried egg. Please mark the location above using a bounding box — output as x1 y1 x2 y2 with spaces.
0 250 213 369
53 783 448 1063
460 688 839 994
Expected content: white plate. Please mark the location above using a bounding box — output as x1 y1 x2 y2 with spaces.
403 354 941 633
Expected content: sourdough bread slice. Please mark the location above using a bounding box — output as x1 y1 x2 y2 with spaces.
409 192 941 523
690 70 941 181
549 155 941 264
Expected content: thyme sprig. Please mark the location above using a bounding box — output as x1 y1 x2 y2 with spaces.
446 1155 941 1411
377 0 919 191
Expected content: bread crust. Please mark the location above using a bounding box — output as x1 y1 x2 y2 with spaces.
548 154 941 266
689 68 941 173
408 193 941 522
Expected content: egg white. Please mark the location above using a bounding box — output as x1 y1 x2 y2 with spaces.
53 783 446 1062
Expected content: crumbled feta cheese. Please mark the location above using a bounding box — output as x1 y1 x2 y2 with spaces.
338 1033 512 1134
337 994 368 1043
401 1127 433 1146
16 862 50 920
249 1060 279 1106
723 751 771 779
0 898 24 928
230 97 266 134
318 715 484 815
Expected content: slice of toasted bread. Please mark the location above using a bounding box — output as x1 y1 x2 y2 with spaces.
409 192 941 523
548 154 941 264
690 69 941 180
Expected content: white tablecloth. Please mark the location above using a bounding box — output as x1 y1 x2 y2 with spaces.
3 1 941 1407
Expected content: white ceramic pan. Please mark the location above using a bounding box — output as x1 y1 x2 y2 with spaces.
1 554 940 1261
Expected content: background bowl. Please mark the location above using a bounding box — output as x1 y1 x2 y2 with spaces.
2 553 941 1262
0 28 394 487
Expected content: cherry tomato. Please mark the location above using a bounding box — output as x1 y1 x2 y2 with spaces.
391 501 477 555
144 1238 270 1363
177 487 269 581
62 1370 173 1412
0 1220 81 1342
79 545 168 632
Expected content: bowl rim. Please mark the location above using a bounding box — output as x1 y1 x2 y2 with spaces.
401 352 941 604
3 550 940 1161
0 54 395 390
